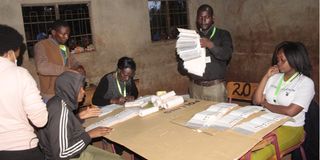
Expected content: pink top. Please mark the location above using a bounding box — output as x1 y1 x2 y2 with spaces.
0 57 48 150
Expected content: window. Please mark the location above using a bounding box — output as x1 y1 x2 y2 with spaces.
22 3 94 58
148 0 189 41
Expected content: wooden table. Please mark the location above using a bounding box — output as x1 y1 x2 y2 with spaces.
84 99 288 160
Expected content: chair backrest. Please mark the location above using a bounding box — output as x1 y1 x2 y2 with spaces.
302 100 319 160
226 81 258 103
83 84 97 106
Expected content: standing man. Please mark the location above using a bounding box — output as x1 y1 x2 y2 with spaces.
34 19 85 102
178 4 233 102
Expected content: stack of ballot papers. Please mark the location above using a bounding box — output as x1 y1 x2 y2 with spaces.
153 91 184 109
85 108 140 131
209 105 263 130
124 99 148 108
99 104 123 117
233 112 288 134
124 95 161 117
186 103 238 128
176 28 208 76
139 103 159 117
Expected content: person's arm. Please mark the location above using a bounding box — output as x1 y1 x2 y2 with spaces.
92 75 111 106
131 78 138 99
34 42 67 76
50 106 91 159
253 65 279 105
67 53 86 76
261 101 303 117
87 127 113 138
202 30 233 61
67 53 81 68
124 79 139 102
263 77 315 117
78 105 101 120
21 69 48 127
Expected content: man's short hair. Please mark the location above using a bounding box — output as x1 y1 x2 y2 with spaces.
51 19 70 31
0 24 23 56
197 4 214 17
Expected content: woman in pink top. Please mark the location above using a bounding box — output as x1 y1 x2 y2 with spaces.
0 25 48 160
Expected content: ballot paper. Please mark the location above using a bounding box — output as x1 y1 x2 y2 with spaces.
139 105 159 117
162 96 184 109
124 96 161 117
233 112 288 134
151 91 184 109
124 100 148 108
85 108 140 131
99 104 123 117
176 28 208 76
159 91 176 100
186 103 238 128
209 105 263 129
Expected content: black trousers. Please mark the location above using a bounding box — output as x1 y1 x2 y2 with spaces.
0 146 44 160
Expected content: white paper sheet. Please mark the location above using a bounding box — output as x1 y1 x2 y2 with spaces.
139 106 159 117
85 108 140 131
99 104 123 117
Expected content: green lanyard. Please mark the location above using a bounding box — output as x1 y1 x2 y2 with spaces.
116 72 126 97
209 27 216 39
59 45 68 64
274 72 299 96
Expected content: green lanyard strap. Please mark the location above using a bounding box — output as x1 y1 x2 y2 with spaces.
116 72 126 97
274 72 299 96
59 45 68 64
209 27 216 39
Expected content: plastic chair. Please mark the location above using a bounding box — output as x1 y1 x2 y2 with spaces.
241 132 281 160
101 139 135 160
278 132 306 160
241 132 306 160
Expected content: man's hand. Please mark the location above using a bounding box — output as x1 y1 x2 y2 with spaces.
78 105 101 119
87 127 113 138
200 38 214 49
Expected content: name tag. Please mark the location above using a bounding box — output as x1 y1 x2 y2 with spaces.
205 56 211 63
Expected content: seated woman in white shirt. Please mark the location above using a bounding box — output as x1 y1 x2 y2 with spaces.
252 41 315 160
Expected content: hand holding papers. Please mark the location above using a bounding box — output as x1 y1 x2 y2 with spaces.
176 28 208 76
